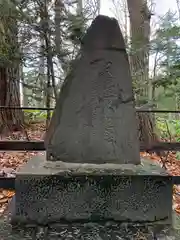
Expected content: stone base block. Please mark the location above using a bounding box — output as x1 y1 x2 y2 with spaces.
11 155 172 225
0 209 177 240
2 222 176 240
2 210 180 240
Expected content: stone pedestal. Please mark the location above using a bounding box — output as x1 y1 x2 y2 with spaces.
0 155 175 239
3 154 172 239
11 155 172 225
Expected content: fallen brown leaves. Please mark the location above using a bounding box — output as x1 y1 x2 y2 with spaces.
0 122 46 214
0 190 15 214
0 122 180 216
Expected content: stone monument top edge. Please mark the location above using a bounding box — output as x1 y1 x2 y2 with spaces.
81 14 126 50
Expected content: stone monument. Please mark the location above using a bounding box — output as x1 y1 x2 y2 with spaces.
0 15 176 239
45 15 140 165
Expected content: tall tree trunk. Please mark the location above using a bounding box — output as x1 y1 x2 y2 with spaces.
38 38 46 107
39 0 57 103
54 0 63 62
127 0 150 105
127 0 163 155
0 17 24 134
0 66 24 133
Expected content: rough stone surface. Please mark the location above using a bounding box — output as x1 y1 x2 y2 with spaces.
10 155 172 225
16 154 169 176
0 211 177 240
3 210 180 239
45 15 140 164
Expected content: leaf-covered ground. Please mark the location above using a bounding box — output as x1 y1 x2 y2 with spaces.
140 151 180 214
0 122 180 215
0 122 46 214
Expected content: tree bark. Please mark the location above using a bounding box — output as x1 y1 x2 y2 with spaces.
127 0 151 105
38 38 46 107
126 0 163 155
0 67 24 134
0 13 24 134
54 0 63 62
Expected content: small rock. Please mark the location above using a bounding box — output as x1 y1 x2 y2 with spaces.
6 173 15 178
1 168 16 174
